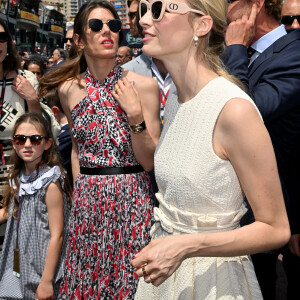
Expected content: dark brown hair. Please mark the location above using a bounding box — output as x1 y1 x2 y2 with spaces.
264 0 283 22
2 113 72 218
23 56 45 77
39 0 123 97
246 0 282 22
0 19 21 72
44 87 63 111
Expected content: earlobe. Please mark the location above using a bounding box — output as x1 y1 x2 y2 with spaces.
51 106 60 119
256 0 265 14
44 138 53 151
194 15 213 38
73 33 85 50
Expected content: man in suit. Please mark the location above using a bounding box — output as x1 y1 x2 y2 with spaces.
116 46 133 65
222 1 300 299
52 48 66 66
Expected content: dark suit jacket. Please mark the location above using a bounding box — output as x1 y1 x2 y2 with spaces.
222 29 300 234
58 123 72 185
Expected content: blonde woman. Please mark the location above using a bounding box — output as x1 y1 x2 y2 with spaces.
113 0 290 298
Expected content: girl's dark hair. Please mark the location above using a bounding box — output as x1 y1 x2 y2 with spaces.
2 113 72 218
44 87 63 111
39 0 123 97
23 55 45 76
0 19 21 71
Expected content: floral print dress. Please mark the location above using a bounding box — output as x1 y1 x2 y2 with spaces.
58 66 154 299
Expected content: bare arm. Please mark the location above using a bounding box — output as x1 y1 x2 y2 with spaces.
112 76 161 171
58 80 83 185
35 181 64 300
131 98 290 286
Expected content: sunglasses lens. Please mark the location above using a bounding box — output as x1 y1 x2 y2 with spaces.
281 16 293 25
152 1 163 20
14 135 26 145
0 32 8 43
13 135 44 145
30 135 43 145
140 3 148 18
63 37 73 43
89 19 103 32
108 20 122 33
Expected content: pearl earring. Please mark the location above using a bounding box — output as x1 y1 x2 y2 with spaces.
193 34 198 47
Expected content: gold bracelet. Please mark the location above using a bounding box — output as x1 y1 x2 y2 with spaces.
130 120 146 134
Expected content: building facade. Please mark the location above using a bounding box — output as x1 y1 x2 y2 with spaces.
0 0 66 55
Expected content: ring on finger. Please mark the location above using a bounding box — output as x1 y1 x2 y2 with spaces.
142 266 148 277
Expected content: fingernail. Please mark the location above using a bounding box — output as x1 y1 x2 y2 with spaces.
132 81 135 85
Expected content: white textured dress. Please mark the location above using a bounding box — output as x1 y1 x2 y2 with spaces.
134 77 263 300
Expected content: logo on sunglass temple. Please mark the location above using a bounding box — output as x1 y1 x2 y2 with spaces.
169 3 179 10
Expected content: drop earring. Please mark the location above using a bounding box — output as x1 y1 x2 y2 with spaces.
193 34 198 47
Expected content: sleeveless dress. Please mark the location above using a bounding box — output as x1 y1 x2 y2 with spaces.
0 166 70 299
135 77 263 300
59 66 154 299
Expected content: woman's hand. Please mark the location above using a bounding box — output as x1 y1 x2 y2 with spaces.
35 280 54 300
130 235 187 286
112 78 143 123
12 75 41 112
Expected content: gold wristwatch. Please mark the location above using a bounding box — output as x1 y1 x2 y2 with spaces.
130 120 146 134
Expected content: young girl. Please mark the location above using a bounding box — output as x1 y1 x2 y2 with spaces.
0 112 71 299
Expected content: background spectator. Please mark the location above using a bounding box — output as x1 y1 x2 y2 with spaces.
116 46 133 65
281 0 300 29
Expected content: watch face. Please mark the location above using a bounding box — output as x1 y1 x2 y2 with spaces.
130 121 146 133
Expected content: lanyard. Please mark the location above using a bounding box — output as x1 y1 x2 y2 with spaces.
0 75 6 123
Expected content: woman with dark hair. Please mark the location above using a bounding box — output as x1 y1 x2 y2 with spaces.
39 0 160 298
0 19 41 209
23 55 45 80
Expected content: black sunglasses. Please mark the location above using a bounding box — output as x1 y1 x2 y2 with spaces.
63 37 74 43
227 0 239 3
281 15 300 25
0 32 9 43
13 135 46 146
128 11 138 20
88 19 122 33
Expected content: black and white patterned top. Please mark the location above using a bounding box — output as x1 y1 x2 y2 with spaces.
0 165 70 299
0 70 39 199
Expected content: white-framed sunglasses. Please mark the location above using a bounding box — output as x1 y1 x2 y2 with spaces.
139 0 205 22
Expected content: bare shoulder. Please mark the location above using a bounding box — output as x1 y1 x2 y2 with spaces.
58 74 87 112
122 69 158 91
219 97 262 130
46 180 62 194
58 75 85 96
